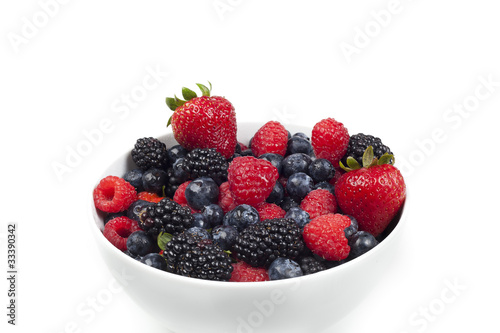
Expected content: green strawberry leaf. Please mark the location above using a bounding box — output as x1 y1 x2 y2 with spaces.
378 153 395 166
362 146 375 168
157 232 173 251
182 87 197 101
166 97 178 111
196 83 211 97
346 157 361 170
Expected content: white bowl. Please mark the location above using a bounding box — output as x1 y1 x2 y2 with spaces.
89 122 408 333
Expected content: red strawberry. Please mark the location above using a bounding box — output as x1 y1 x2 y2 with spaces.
251 121 289 157
166 83 237 159
137 191 164 203
311 118 350 166
227 156 279 207
335 147 406 237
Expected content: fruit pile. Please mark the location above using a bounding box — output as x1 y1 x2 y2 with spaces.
93 83 406 282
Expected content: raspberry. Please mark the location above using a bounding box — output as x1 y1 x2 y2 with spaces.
300 189 338 219
103 216 142 251
218 181 237 213
303 214 351 261
311 118 350 166
173 181 191 206
227 156 279 207
230 261 270 282
256 202 286 220
251 121 289 157
93 176 137 213
137 191 164 203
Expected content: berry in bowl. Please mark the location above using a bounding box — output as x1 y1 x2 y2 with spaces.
90 83 407 333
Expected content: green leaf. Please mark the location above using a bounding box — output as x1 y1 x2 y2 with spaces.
166 115 172 127
166 97 178 111
182 87 197 101
157 232 173 251
378 153 395 166
362 146 375 168
196 83 211 97
339 160 352 172
346 157 361 170
174 95 186 107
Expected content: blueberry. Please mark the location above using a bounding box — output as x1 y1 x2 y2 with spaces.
258 153 284 175
280 197 299 211
313 181 335 195
223 204 260 232
127 200 154 222
292 132 310 141
142 168 168 195
185 177 219 211
286 172 314 202
140 253 167 271
191 213 211 229
186 226 211 240
285 207 310 228
201 204 224 228
240 149 253 157
348 231 378 259
123 168 144 192
126 231 154 257
344 215 359 240
167 145 188 164
308 158 335 183
170 158 189 184
286 137 314 156
268 258 303 280
212 225 239 250
266 181 285 204
282 153 312 178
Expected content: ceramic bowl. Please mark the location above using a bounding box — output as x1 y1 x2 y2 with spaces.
89 122 408 333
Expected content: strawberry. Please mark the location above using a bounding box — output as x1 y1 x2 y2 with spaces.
311 118 350 166
334 147 406 237
166 83 237 159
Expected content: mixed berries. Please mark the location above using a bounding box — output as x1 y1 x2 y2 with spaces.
92 82 406 282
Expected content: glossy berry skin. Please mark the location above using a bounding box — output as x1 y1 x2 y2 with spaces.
227 156 279 207
311 118 350 166
286 136 314 156
93 176 137 213
282 153 312 178
212 224 239 251
303 214 351 261
126 230 155 257
268 258 303 280
300 189 337 219
191 213 211 229
200 204 224 227
298 256 326 275
258 153 284 176
170 95 237 159
142 168 169 195
140 253 167 271
185 177 219 211
126 200 154 222
123 169 144 192
251 121 289 157
335 164 406 237
344 215 359 239
348 231 378 259
308 158 335 183
284 207 310 228
131 137 170 171
312 181 335 195
223 204 260 232
266 181 285 204
186 226 211 240
286 172 314 202
167 144 188 164
230 261 269 282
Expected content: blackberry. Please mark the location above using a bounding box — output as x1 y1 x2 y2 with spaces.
139 198 193 237
343 133 392 165
131 137 170 170
184 148 228 185
234 218 305 268
163 232 233 281
297 256 326 275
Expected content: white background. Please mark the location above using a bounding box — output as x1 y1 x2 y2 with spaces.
1 0 499 332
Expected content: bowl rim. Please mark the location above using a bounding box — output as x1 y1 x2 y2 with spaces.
89 122 409 289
